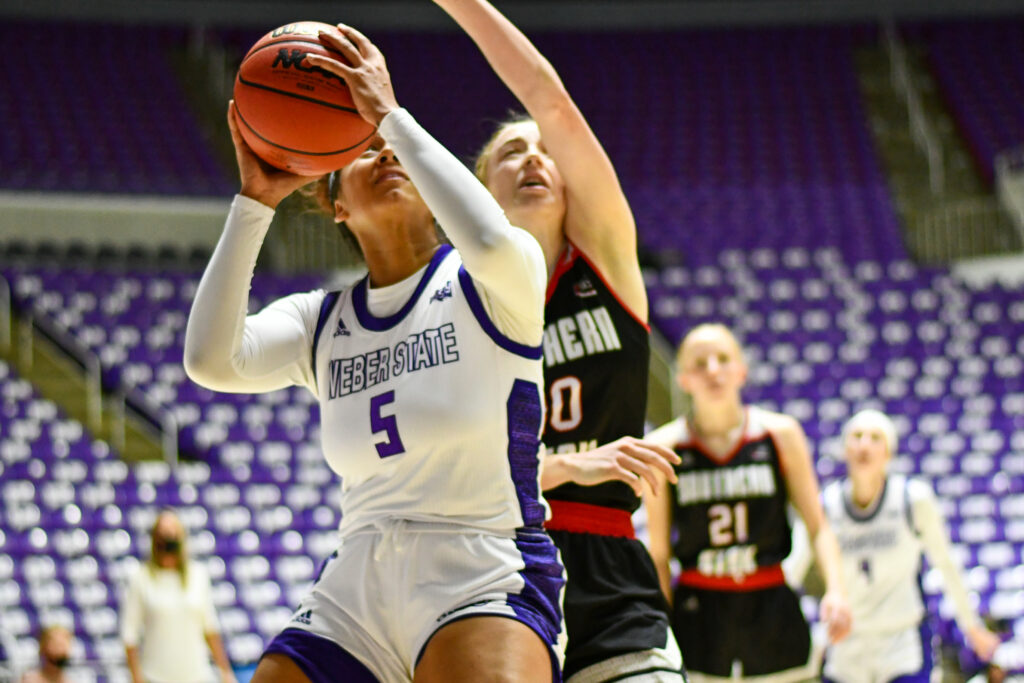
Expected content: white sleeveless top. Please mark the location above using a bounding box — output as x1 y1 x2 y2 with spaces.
311 245 547 535
822 474 927 634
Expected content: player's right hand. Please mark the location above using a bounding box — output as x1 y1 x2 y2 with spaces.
228 101 314 209
967 624 1002 662
567 436 681 497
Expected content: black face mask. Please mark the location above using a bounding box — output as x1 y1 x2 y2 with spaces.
159 539 181 553
46 655 69 669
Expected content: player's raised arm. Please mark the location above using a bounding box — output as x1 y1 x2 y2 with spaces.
432 0 646 319
313 25 547 342
183 103 321 394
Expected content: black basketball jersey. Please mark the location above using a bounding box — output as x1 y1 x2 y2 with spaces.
541 243 650 511
667 407 792 579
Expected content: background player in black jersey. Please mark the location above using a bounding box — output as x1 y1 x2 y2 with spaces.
433 1 687 680
647 324 851 682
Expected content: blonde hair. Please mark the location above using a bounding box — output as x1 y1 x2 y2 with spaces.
473 113 535 185
841 409 898 458
147 509 189 586
675 323 745 367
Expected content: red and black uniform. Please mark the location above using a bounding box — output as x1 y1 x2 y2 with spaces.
668 407 811 677
542 243 674 678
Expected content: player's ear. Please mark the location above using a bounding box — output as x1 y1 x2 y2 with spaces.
334 198 350 224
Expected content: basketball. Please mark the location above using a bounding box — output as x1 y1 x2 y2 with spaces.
233 21 376 176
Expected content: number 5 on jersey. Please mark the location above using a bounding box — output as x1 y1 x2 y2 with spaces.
370 391 405 458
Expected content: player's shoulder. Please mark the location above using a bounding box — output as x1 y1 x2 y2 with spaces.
751 406 805 441
646 417 688 448
902 475 937 504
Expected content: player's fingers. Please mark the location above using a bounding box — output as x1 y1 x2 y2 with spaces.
611 466 645 497
335 23 377 58
621 443 678 483
317 29 362 66
618 458 660 494
304 51 356 81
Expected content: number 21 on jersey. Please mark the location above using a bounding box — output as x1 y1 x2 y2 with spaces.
708 502 749 546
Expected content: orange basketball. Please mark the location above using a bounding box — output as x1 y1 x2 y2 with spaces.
233 21 376 176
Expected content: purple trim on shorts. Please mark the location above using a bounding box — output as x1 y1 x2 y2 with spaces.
414 528 565 681
888 620 934 683
506 379 547 527
263 628 379 683
508 527 566 679
353 244 453 331
457 265 543 359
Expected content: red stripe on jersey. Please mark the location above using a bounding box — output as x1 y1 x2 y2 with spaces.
676 564 785 591
545 244 579 303
573 243 650 331
545 500 636 539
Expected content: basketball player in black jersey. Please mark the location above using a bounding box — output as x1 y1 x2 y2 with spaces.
647 324 851 682
434 1 687 680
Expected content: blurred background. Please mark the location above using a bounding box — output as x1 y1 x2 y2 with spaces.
0 1 1022 681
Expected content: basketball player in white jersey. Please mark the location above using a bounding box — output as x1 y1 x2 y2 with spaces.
432 1 686 680
184 24 565 682
789 409 1000 683
646 324 851 682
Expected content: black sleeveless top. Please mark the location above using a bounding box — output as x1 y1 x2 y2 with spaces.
668 407 793 577
541 244 650 512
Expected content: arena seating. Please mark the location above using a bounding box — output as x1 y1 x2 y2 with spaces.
3 248 1023 676
908 19 1024 185
3 14 1023 679
0 22 234 196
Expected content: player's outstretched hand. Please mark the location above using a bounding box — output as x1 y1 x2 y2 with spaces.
566 437 681 497
310 24 398 127
819 589 852 643
967 624 1002 662
228 101 314 209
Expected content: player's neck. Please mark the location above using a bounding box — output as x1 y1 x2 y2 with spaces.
363 239 441 288
850 473 885 509
690 402 745 445
506 209 565 277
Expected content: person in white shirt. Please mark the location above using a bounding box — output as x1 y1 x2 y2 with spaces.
790 409 1001 683
120 510 235 683
183 23 564 683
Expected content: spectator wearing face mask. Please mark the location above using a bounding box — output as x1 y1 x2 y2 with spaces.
120 509 236 683
19 625 74 683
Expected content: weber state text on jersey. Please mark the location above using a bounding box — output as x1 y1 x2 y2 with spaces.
541 244 649 511
667 407 791 585
311 245 547 535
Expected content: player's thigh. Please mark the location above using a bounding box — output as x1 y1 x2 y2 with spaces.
250 653 313 683
414 615 552 683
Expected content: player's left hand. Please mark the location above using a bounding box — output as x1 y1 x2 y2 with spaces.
967 624 1001 662
310 24 399 127
819 589 852 643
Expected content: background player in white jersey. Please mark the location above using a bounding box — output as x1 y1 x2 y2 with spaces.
184 24 564 683
789 409 1000 683
432 1 686 680
646 324 851 682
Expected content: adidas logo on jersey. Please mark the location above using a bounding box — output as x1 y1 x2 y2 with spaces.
431 281 453 303
292 609 313 625
750 445 771 462
334 318 350 337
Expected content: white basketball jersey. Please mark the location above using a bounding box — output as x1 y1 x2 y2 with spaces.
311 245 548 535
822 475 927 635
